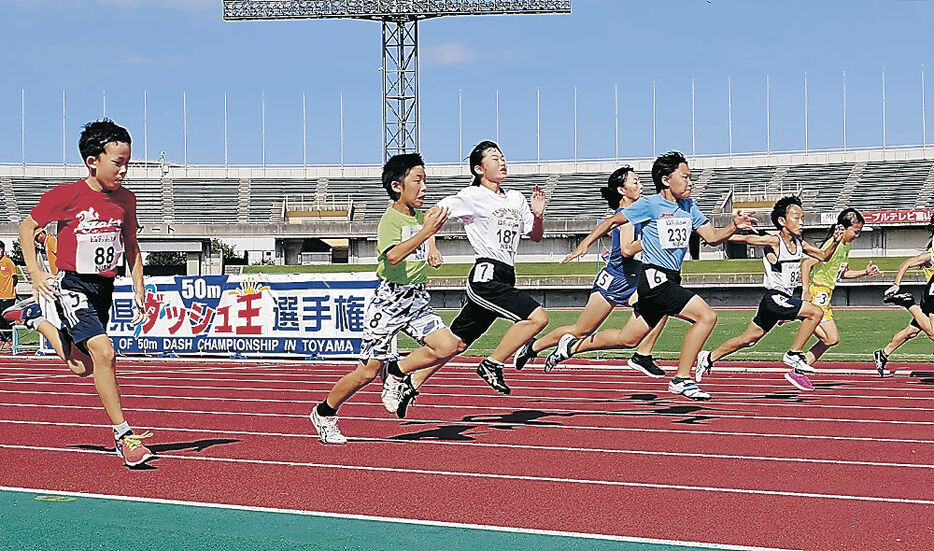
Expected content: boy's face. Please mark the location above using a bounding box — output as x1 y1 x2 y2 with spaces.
88 141 131 191
780 204 804 236
394 165 427 209
475 148 507 185
663 162 692 198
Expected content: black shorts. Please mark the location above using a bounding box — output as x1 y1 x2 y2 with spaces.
55 271 114 346
633 264 696 329
752 290 803 332
451 258 541 347
910 282 934 329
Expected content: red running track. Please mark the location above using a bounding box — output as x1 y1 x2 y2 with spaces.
0 355 931 550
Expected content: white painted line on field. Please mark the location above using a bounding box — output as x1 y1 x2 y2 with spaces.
1 446 931 506
0 485 801 551
1 419 930 470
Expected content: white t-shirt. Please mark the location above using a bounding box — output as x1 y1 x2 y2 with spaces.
436 185 535 266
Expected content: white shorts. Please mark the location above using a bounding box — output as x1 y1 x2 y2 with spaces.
359 281 446 362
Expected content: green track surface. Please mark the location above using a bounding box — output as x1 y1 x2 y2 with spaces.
243 257 909 277
0 489 728 551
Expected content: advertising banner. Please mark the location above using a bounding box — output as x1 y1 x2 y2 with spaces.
109 273 379 358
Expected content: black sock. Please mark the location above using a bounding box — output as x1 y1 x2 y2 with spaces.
316 401 338 417
386 360 404 378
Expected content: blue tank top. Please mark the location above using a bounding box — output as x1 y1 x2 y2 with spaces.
607 207 643 277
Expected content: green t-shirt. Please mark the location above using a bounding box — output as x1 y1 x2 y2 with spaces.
810 239 850 289
376 207 428 284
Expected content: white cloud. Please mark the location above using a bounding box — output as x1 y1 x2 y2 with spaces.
422 42 476 66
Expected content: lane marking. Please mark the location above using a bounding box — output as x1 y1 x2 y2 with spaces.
0 446 931 506
0 485 801 551
0 419 930 469
2 378 933 402
0 403 934 444
2 388 933 419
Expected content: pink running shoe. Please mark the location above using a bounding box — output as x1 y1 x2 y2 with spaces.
784 370 814 391
115 431 155 466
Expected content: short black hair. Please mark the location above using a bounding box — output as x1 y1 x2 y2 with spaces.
468 140 501 186
0 241 5 252
79 119 131 162
381 153 425 200
651 151 687 192
599 165 635 209
771 195 802 229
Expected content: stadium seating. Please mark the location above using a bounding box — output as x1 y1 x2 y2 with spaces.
4 157 933 225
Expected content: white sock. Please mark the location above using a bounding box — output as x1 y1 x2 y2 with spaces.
484 356 503 366
113 421 131 439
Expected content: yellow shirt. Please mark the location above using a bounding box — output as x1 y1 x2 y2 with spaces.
809 239 851 290
0 256 16 300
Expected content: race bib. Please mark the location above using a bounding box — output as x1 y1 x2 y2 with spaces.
75 231 123 274
813 291 831 306
834 262 848 283
644 267 668 290
785 263 801 287
473 262 494 283
595 269 614 291
658 217 690 250
401 224 427 262
489 218 521 252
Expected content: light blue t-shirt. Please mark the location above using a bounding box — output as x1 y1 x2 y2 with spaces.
622 195 707 272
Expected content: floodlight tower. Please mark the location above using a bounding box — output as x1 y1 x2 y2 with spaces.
223 1 571 162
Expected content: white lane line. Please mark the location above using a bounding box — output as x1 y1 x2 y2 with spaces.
0 485 802 551
1 388 932 419
1 402 933 442
0 419 930 470
1 445 931 506
2 378 933 402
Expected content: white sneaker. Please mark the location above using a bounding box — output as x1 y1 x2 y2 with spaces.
544 333 577 372
782 351 814 373
694 350 713 382
310 409 347 445
668 378 711 400
381 373 404 413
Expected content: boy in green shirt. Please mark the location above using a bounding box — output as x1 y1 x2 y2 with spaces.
310 153 465 444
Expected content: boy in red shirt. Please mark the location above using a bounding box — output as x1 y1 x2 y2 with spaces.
4 120 152 466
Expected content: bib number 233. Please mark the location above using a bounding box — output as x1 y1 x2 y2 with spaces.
658 217 690 250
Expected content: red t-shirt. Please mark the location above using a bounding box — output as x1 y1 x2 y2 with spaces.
30 179 138 278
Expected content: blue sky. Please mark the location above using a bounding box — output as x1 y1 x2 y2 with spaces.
2 0 933 165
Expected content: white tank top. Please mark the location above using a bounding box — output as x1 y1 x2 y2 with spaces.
763 235 802 295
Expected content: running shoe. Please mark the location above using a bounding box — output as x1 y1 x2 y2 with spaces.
784 369 815 391
476 358 510 394
883 292 915 308
544 333 577 372
782 350 815 373
694 350 713 382
114 431 154 467
873 349 889 378
2 298 43 330
627 352 666 378
381 372 404 413
668 378 711 400
396 375 419 419
513 339 537 370
310 410 347 445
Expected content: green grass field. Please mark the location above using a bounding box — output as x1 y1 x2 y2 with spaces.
397 307 931 363
243 257 908 278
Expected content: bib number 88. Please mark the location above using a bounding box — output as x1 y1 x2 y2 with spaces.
94 247 115 266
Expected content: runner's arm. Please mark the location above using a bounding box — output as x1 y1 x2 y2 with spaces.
885 252 931 295
561 211 629 263
800 257 817 301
